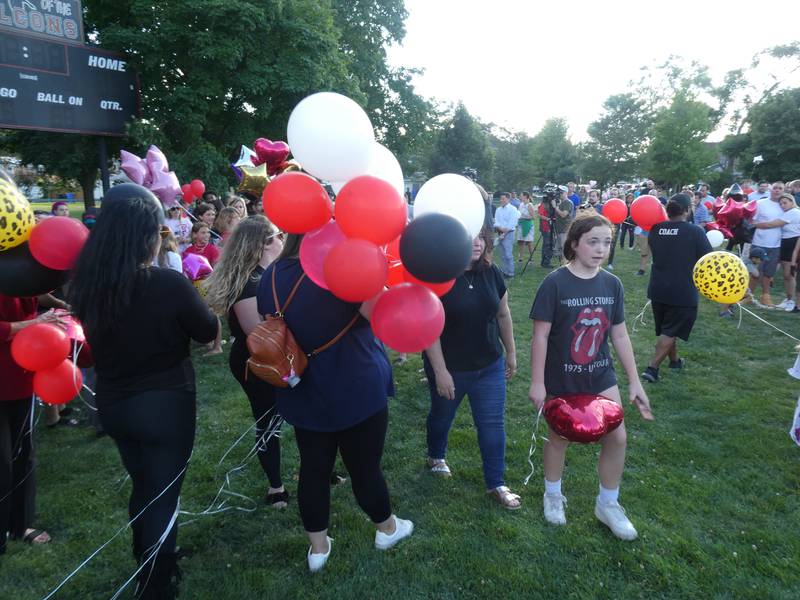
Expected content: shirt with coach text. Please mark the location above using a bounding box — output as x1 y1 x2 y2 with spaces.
647 220 712 307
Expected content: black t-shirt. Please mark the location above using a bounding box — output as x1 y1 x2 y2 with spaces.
529 267 625 396
228 266 264 371
434 264 507 372
647 220 712 307
89 268 218 403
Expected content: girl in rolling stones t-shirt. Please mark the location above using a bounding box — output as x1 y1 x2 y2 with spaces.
529 214 653 541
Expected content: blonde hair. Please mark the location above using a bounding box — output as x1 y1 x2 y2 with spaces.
205 215 276 315
214 206 239 234
157 229 179 268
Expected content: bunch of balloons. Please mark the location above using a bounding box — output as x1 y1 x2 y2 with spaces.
264 92 492 352
0 178 87 297
707 197 757 241
11 323 83 405
120 146 181 207
230 138 302 197
180 179 206 204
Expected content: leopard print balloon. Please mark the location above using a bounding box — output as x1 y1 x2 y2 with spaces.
693 250 749 304
0 179 34 251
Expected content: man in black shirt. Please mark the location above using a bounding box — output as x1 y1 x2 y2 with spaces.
641 193 712 383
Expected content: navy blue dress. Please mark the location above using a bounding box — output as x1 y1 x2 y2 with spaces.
256 259 393 432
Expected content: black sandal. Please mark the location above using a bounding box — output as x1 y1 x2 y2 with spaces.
266 489 289 508
18 529 51 544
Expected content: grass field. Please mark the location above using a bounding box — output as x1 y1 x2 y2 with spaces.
2 241 799 599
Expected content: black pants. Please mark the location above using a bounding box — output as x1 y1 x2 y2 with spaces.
0 398 35 551
620 222 635 248
540 231 554 266
608 226 619 266
294 407 391 532
230 349 282 489
99 390 195 565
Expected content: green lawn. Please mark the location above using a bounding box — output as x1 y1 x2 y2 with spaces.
2 244 799 599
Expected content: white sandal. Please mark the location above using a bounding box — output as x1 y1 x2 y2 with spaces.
426 457 452 478
488 486 522 510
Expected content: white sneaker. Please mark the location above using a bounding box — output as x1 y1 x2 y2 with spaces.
307 537 332 572
785 300 796 312
595 498 638 540
543 493 567 525
776 298 790 309
375 516 414 550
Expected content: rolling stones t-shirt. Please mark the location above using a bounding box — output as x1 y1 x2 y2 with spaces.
530 267 625 396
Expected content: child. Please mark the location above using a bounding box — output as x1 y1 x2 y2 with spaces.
182 222 220 267
165 205 192 252
528 214 654 540
156 228 183 273
720 246 766 316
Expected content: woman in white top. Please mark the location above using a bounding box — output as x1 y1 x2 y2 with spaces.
753 192 800 311
516 191 535 262
164 205 193 252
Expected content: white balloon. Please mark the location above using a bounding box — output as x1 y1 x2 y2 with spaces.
330 143 405 196
706 229 725 248
287 92 375 183
412 174 486 237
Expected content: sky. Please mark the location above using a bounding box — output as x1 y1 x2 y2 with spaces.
387 0 800 142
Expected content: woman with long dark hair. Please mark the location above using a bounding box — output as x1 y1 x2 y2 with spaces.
204 216 287 506
69 185 218 599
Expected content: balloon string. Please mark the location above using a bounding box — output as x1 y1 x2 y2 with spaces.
0 397 37 504
736 303 800 342
631 300 651 333
523 407 547 486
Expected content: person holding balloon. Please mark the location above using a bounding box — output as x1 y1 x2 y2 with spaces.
0 297 66 554
529 213 653 540
640 194 712 383
204 216 289 507
183 221 220 267
423 226 521 509
256 234 413 573
68 186 219 598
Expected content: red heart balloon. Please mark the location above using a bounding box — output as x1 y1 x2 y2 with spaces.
253 138 290 175
543 394 624 443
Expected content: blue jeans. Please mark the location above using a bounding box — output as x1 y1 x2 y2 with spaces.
424 356 507 489
498 232 515 276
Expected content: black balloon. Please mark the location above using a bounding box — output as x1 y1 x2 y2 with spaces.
0 242 68 297
400 213 472 283
101 183 165 224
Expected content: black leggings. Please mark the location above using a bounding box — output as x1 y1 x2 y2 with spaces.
230 349 282 489
99 390 195 563
0 398 35 551
294 407 391 532
620 222 635 248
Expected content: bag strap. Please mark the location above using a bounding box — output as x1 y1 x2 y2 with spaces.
309 312 360 357
272 268 306 315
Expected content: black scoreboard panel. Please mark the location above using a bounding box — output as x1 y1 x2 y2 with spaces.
0 31 139 136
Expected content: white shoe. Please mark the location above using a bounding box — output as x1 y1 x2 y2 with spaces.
776 298 790 309
375 516 414 550
595 498 638 540
543 493 567 525
307 537 332 572
785 300 796 312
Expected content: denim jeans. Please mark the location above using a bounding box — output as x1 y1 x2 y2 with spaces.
424 356 507 489
498 232 515 276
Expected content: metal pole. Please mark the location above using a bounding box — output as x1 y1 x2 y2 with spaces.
98 136 110 194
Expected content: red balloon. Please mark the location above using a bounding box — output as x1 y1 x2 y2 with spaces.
630 195 666 231
371 284 445 353
299 220 346 290
33 359 83 405
335 176 407 245
386 260 406 287
323 239 388 302
543 394 624 443
180 183 195 202
264 172 333 234
190 179 206 198
703 200 713 210
403 271 455 297
74 341 94 369
602 198 627 225
11 323 70 372
28 217 89 270
385 235 401 261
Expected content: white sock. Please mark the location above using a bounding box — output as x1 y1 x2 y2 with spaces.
544 479 562 496
598 485 619 504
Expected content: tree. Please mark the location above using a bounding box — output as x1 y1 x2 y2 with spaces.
428 104 495 188
747 88 800 181
528 119 578 185
645 93 716 189
491 132 537 192
580 94 654 186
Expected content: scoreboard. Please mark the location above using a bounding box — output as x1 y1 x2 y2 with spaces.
0 30 139 136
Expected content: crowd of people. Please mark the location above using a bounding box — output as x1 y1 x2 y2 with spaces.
1 173 797 598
